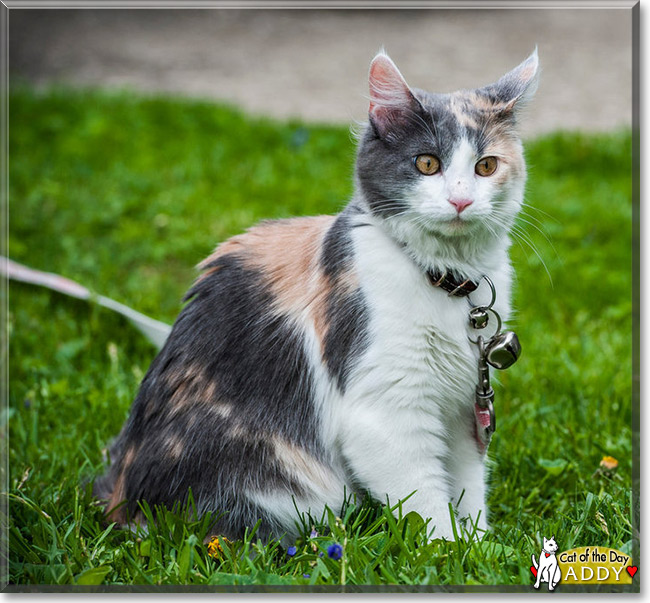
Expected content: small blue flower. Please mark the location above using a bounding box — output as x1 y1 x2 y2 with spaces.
287 545 297 557
310 529 318 538
327 543 343 560
302 573 311 579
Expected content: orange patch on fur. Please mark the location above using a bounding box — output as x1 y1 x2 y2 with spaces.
485 134 525 184
197 237 248 281
145 362 222 422
450 94 479 129
165 433 185 460
105 446 136 525
198 216 359 353
271 436 340 494
447 90 525 184
466 91 496 114
457 90 516 118
236 216 334 315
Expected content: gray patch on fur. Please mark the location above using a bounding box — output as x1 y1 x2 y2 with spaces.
94 255 329 540
320 211 371 393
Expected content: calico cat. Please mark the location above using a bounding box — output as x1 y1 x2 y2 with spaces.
94 50 539 542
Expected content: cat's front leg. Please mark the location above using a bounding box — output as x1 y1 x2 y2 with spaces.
447 411 490 538
338 406 459 541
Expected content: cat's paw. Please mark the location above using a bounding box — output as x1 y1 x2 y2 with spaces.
457 514 489 542
426 523 458 543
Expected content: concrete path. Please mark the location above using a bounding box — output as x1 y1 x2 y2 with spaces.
10 8 633 137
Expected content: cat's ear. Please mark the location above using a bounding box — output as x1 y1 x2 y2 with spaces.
368 52 420 138
481 48 539 113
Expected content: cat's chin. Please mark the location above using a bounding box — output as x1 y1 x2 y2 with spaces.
422 217 482 239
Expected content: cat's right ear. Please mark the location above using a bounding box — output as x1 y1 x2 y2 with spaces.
368 52 420 138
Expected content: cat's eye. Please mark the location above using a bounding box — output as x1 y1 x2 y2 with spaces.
414 154 440 176
475 156 498 177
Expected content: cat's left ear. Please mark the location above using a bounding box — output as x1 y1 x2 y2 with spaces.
481 48 539 113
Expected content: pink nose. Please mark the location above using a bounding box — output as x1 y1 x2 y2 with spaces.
449 198 473 214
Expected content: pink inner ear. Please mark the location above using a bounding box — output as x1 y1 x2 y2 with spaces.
368 55 411 114
519 61 536 82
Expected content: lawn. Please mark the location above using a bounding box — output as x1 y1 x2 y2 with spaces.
6 87 635 589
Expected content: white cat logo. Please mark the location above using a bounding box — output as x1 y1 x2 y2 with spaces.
531 535 561 591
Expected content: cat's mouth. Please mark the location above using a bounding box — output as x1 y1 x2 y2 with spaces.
408 211 482 238
448 217 469 228
431 215 478 237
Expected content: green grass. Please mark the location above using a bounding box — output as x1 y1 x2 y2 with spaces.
7 87 635 589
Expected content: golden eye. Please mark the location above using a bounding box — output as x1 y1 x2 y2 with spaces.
475 156 498 177
414 154 440 176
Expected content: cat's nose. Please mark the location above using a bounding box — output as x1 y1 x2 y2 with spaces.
448 198 473 214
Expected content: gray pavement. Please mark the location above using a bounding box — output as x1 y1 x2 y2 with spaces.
10 8 633 137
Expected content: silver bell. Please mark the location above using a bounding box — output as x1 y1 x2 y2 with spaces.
469 307 490 329
485 331 521 370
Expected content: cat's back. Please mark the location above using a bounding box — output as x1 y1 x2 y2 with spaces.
134 213 348 432
197 214 336 293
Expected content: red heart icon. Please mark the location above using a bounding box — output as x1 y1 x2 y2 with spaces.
530 566 538 578
626 566 638 578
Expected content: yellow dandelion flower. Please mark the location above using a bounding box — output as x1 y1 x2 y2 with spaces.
600 456 619 471
207 536 231 559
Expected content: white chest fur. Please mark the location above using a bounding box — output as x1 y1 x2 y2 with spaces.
346 220 506 416
329 219 512 538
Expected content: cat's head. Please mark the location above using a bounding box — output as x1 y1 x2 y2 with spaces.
543 536 558 552
355 50 539 270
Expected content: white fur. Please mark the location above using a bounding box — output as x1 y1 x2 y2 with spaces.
334 205 511 538
337 137 518 538
341 221 485 538
331 140 521 537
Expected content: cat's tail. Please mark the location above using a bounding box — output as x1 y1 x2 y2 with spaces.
531 554 538 569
